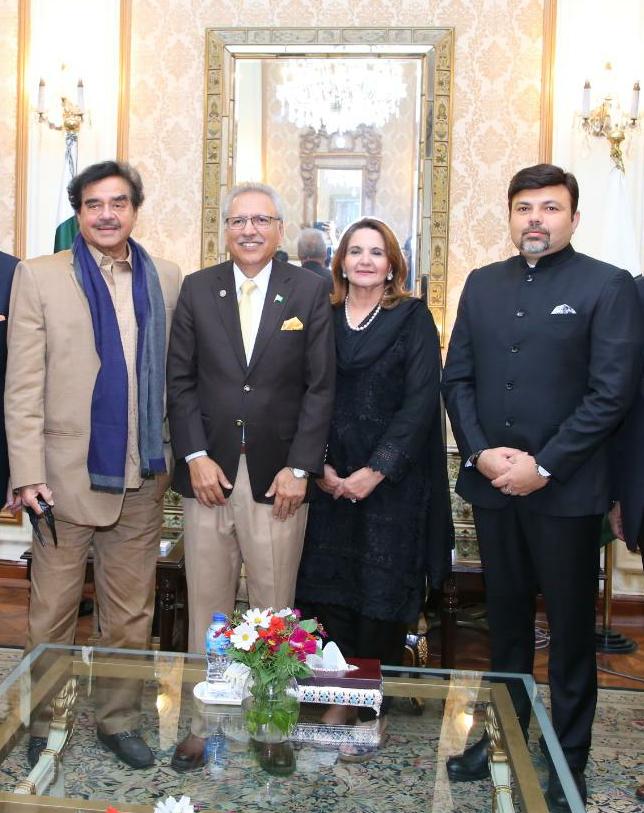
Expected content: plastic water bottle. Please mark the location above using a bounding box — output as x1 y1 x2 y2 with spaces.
205 612 231 684
205 731 227 776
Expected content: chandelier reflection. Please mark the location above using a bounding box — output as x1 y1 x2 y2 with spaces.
276 59 407 134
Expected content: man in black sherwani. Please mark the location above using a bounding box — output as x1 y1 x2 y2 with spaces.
442 164 641 809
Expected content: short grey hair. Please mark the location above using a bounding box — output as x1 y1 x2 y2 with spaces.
297 228 327 261
222 182 284 221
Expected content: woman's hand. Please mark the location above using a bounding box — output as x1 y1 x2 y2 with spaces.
342 467 385 502
316 464 344 497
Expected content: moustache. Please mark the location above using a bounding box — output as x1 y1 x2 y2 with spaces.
522 228 548 237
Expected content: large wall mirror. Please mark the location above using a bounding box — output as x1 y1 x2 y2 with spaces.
202 27 454 339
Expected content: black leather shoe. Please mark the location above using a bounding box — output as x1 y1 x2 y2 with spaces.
97 730 154 769
546 766 587 810
446 734 490 781
171 734 206 772
27 736 48 768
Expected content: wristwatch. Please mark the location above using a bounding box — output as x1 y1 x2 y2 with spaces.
468 449 486 468
535 463 551 479
290 467 309 479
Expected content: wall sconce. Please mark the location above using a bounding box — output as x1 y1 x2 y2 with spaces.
579 63 640 172
36 69 86 134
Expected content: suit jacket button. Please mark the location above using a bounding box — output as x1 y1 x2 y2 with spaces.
235 418 244 427
506 382 514 390
511 345 519 353
243 384 251 392
504 418 514 428
526 274 534 282
516 309 525 317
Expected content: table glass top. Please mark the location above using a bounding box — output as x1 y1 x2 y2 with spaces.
0 644 585 813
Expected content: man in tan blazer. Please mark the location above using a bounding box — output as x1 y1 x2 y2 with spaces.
5 161 182 770
167 181 334 769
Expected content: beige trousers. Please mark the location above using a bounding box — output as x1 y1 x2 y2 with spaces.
183 455 308 655
27 477 163 736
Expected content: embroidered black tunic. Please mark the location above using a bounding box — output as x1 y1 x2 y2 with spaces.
296 297 453 623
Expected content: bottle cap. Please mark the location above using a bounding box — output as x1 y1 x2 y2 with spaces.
213 612 227 622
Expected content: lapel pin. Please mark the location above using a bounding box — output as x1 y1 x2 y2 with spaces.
219 289 226 297
274 294 284 303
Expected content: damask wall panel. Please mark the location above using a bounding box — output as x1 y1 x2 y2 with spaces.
0 4 19 255
128 0 545 338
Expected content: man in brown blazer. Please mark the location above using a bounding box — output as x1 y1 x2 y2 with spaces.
5 161 182 769
167 181 335 770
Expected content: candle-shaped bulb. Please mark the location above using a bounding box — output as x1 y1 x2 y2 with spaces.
582 80 591 118
630 81 640 121
77 79 85 113
37 78 46 115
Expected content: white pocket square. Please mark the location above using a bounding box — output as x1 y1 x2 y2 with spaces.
550 304 576 315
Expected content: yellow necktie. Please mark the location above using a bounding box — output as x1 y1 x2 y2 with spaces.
239 278 257 358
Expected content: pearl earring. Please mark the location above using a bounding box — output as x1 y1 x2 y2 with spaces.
342 271 348 279
386 270 393 281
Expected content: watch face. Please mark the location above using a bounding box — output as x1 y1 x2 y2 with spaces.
291 468 308 479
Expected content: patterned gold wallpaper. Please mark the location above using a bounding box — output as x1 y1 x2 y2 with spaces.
0 4 19 256
127 0 545 336
0 1 545 334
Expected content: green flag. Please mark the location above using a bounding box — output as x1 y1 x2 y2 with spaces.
54 133 79 252
54 215 78 252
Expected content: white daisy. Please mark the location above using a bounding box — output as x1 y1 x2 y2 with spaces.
274 607 295 618
154 796 194 813
243 608 272 628
230 622 259 651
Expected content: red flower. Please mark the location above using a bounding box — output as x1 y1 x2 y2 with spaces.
267 616 286 634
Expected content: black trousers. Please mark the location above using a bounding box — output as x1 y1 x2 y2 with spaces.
297 601 407 720
474 502 601 770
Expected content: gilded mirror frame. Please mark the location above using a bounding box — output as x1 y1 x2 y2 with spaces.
203 27 454 340
300 125 382 228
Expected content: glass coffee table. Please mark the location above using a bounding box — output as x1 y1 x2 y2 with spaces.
0 645 585 812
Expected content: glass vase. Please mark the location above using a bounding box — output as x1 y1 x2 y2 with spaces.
241 674 300 743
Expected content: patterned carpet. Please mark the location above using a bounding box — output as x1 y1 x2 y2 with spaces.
0 648 640 812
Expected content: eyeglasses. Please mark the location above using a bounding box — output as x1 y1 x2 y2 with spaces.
224 215 282 230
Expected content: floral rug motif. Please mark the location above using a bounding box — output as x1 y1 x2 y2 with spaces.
0 649 640 812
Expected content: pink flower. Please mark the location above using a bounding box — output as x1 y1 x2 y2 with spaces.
289 626 318 657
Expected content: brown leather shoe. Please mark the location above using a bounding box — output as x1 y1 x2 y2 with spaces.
171 734 206 772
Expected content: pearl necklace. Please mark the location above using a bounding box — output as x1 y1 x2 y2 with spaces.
344 296 382 332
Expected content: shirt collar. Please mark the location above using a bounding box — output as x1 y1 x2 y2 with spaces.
88 242 133 270
233 261 272 296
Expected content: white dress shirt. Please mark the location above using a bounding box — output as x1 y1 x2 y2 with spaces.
233 261 272 363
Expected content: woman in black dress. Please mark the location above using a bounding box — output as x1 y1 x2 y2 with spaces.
296 217 452 748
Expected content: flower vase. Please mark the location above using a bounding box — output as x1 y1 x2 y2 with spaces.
241 674 300 743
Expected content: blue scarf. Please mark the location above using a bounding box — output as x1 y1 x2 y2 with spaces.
72 234 167 492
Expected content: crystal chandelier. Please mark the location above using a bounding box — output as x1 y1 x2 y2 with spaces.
276 59 407 134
